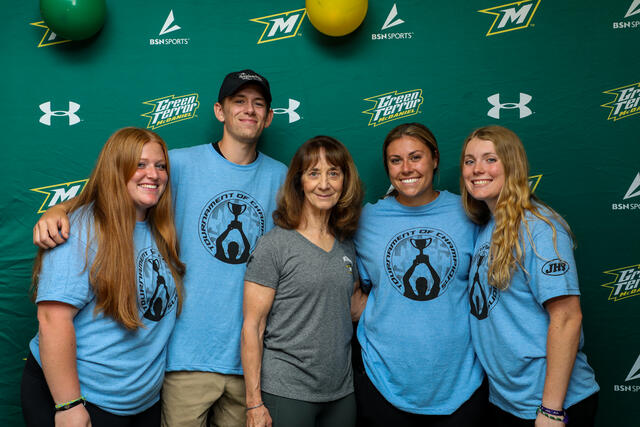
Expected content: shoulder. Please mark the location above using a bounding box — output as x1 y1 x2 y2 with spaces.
257 152 287 173
169 144 211 164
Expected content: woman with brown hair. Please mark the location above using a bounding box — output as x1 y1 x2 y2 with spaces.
21 127 185 427
461 125 599 426
241 136 366 427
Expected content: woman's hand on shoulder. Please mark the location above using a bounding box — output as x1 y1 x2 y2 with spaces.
54 404 91 427
246 404 272 427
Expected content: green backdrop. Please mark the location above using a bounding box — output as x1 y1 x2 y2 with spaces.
2 1 639 425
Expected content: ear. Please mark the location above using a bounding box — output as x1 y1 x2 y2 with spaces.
213 102 225 123
263 109 274 129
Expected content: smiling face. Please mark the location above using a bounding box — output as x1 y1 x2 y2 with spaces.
214 84 273 144
462 137 505 213
126 141 168 221
301 149 344 215
386 135 438 207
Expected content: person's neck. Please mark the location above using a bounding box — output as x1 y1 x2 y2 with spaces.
296 207 333 240
218 137 258 165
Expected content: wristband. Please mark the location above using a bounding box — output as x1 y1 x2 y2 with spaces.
54 396 86 412
537 405 569 424
246 402 264 411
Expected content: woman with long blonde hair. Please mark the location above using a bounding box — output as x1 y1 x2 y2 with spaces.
21 127 184 427
461 125 599 426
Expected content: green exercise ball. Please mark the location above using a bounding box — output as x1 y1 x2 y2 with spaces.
40 0 106 40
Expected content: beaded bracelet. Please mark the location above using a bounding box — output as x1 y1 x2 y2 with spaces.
246 402 265 412
54 396 86 412
536 405 569 424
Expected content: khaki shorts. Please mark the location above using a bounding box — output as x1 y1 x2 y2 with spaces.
161 371 246 427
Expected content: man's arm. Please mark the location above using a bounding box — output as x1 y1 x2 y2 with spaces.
33 201 73 249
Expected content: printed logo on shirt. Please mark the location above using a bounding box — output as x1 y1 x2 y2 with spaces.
384 227 458 301
141 93 200 129
613 354 640 392
613 1 640 29
343 255 353 274
601 264 640 302
137 247 177 321
362 89 423 127
250 9 306 44
602 82 640 121
541 258 569 276
30 179 88 213
150 10 190 45
199 191 266 265
478 0 541 36
371 4 414 41
30 21 71 47
469 242 499 319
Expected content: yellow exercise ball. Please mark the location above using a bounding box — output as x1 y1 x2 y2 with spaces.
306 0 368 37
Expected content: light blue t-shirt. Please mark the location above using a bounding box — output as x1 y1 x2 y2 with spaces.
30 209 178 416
166 144 286 374
469 213 599 419
354 191 484 415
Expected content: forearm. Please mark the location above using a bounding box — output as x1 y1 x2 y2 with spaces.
542 298 582 410
39 312 82 404
350 283 368 322
241 322 265 406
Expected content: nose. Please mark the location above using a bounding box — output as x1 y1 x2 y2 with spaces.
245 101 256 115
401 159 411 174
319 173 330 189
472 161 484 175
146 165 159 179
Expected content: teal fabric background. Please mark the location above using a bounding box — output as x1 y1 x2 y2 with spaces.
2 1 639 425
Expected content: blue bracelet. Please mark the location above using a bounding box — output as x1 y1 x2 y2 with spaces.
537 405 569 424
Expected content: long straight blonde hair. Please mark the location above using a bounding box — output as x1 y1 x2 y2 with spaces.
460 125 571 290
32 127 185 329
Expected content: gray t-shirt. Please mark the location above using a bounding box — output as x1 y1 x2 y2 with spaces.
244 226 357 402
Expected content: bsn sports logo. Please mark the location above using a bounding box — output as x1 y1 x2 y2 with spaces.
384 227 459 301
141 93 199 129
150 10 189 45
614 354 640 392
273 98 301 123
487 93 532 119
602 82 640 121
39 102 81 126
372 4 414 41
602 264 640 302
478 0 541 36
611 172 640 211
613 0 640 29
31 179 88 213
363 89 423 127
251 9 306 44
30 21 71 47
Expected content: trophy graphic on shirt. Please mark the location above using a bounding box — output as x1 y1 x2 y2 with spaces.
402 238 441 301
469 253 489 320
143 258 170 321
215 202 251 264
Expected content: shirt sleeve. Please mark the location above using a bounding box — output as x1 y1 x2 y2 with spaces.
244 232 281 290
35 233 95 309
524 218 580 305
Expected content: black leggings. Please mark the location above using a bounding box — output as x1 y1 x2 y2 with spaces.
488 392 599 427
21 352 161 427
354 366 489 427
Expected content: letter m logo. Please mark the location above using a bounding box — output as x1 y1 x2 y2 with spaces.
250 8 306 44
30 179 88 213
478 0 540 36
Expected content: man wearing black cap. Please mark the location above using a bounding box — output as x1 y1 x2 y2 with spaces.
160 69 286 427
32 70 287 427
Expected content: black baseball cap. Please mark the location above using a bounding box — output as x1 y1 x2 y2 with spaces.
218 69 272 105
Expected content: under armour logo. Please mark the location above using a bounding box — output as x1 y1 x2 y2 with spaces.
39 101 81 126
272 98 301 123
487 93 532 119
